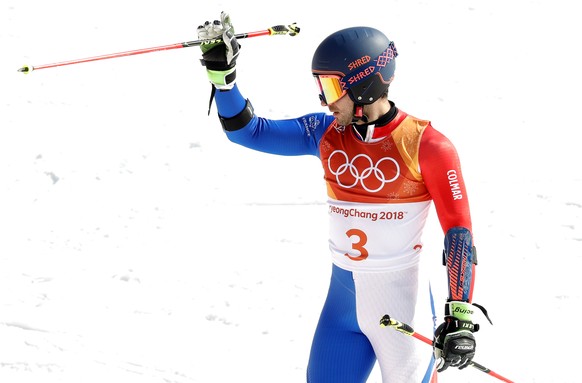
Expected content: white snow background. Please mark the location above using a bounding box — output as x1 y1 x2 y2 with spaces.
1 0 581 382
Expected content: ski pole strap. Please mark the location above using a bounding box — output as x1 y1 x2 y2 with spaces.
207 85 217 116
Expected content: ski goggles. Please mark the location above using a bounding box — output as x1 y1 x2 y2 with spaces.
313 73 347 106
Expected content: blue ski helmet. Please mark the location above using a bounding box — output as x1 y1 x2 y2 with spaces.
312 27 398 105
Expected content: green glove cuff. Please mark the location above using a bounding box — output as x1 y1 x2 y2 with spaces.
206 67 236 90
445 301 474 322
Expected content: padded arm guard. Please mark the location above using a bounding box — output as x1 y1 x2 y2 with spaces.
443 226 477 302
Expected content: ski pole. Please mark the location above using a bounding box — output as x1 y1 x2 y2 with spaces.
17 23 300 74
379 315 514 383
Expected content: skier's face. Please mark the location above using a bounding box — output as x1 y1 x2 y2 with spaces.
325 93 354 126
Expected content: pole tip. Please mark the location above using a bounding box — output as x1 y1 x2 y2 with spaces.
18 65 32 74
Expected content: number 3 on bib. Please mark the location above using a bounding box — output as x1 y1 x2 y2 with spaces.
345 228 369 261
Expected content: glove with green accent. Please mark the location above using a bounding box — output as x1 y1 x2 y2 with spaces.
197 12 240 90
433 301 479 372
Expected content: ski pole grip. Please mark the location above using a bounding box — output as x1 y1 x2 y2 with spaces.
393 321 414 335
379 315 415 336
269 23 300 36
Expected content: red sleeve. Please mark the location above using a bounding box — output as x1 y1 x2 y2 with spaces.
418 125 472 235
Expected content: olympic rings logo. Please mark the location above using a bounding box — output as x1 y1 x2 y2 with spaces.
327 150 400 193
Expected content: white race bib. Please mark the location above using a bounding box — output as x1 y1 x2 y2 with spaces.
328 199 431 271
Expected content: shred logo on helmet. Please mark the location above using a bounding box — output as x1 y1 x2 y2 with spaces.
348 55 371 71
312 26 398 105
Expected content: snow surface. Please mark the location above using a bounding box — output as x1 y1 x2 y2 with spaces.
1 0 581 382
